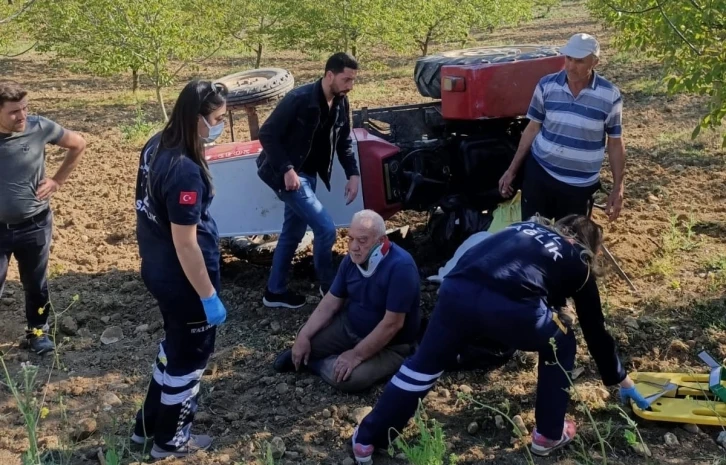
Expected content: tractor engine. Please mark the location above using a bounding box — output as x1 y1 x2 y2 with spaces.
352 45 566 248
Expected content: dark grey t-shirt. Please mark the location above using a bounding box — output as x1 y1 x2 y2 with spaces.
0 115 65 223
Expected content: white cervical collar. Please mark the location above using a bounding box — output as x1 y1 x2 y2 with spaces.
356 239 391 277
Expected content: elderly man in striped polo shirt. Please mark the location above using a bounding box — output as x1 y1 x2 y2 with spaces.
499 33 625 222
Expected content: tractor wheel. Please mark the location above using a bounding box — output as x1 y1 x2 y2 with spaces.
414 45 560 99
215 68 294 108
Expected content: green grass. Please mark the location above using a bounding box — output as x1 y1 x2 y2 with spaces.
653 130 726 167
647 214 699 278
119 108 163 145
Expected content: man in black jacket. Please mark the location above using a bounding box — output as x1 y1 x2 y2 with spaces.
257 53 361 309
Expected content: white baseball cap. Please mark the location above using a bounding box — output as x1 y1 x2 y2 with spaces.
559 33 600 59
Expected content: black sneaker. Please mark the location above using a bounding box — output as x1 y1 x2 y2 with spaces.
273 349 295 373
263 289 306 309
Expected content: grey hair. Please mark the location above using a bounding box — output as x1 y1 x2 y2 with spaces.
351 209 386 238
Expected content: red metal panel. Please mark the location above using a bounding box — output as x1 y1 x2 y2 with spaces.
205 140 263 162
354 128 403 220
441 55 566 120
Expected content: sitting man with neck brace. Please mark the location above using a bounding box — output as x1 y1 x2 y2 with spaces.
272 209 421 393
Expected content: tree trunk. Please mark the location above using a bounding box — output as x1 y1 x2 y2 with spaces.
155 84 167 122
351 42 357 57
255 44 263 68
132 68 139 94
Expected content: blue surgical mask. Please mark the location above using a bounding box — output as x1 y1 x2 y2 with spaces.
201 116 224 143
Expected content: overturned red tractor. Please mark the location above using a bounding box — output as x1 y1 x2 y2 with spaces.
206 46 564 246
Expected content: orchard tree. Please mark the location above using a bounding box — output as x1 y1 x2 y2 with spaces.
588 0 726 146
275 0 396 58
0 0 37 55
228 0 287 68
392 0 536 56
28 0 237 120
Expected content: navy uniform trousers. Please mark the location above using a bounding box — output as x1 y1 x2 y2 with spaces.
133 263 219 451
356 276 576 447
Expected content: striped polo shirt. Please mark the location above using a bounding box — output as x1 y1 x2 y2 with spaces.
526 70 623 187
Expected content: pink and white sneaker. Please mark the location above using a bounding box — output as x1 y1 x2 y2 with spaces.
351 427 374 464
530 419 577 457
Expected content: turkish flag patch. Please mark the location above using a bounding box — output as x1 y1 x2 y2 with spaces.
179 191 198 205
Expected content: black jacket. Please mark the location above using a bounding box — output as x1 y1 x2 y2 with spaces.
256 79 360 192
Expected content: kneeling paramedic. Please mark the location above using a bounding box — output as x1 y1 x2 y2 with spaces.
351 215 649 463
132 79 229 459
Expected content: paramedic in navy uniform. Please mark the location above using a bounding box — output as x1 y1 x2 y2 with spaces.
131 80 229 459
350 215 650 463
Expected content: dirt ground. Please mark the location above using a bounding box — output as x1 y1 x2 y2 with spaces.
2 2 726 464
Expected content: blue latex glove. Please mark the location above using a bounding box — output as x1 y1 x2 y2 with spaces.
201 291 227 326
620 385 650 409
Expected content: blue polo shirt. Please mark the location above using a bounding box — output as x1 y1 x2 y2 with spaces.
135 133 220 277
330 243 421 345
527 70 623 187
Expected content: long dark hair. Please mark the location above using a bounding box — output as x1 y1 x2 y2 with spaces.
159 80 228 187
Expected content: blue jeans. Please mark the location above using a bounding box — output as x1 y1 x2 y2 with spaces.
0 209 53 331
267 173 336 293
356 278 576 448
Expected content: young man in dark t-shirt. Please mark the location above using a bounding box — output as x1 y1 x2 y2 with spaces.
0 80 86 355
272 210 421 393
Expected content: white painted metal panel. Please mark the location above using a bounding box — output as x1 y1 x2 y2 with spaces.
208 140 364 237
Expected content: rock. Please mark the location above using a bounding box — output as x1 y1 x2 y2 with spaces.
630 442 651 457
322 408 331 419
218 454 231 464
342 458 355 465
77 328 92 338
71 385 84 396
467 421 479 434
718 431 726 449
101 392 122 409
686 340 697 349
350 406 373 424
512 415 528 436
270 436 286 459
39 436 60 449
647 194 659 203
149 320 163 333
595 387 611 401
100 316 110 324
276 383 289 395
624 317 640 330
323 418 335 428
270 321 282 334
682 423 700 434
195 412 212 424
284 451 300 460
2 297 16 306
121 281 137 293
135 324 149 333
664 432 679 447
100 326 124 344
60 316 78 336
439 388 451 399
459 384 473 394
571 367 585 380
73 418 97 441
338 406 349 420
224 412 240 422
495 415 505 429
395 453 408 460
